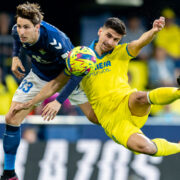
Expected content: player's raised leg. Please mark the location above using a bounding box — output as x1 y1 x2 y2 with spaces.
127 133 157 155
127 88 180 156
1 102 34 180
129 87 180 117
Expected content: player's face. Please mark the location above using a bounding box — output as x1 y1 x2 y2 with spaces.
97 27 123 53
17 17 40 44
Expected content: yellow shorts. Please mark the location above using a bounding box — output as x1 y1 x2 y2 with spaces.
96 93 149 148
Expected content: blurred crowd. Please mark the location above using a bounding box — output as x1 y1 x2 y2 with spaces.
1 8 180 141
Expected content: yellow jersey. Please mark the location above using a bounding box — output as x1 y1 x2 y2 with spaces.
81 40 135 125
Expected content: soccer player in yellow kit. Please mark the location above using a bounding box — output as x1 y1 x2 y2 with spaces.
14 17 180 156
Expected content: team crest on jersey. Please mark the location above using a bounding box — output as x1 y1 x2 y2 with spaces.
32 55 51 64
22 44 26 48
39 49 46 55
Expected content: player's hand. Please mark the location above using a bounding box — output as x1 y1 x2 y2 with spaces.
42 100 61 121
12 101 33 114
11 57 25 79
152 16 165 33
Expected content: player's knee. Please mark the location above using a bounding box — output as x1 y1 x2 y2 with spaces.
135 91 149 105
5 112 18 125
5 113 13 124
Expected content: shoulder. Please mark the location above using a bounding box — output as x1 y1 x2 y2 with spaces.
12 24 17 31
41 21 69 41
40 21 73 54
11 24 18 36
114 43 127 51
11 24 20 41
113 43 134 58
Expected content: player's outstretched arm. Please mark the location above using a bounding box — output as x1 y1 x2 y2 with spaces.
36 73 83 121
127 16 165 57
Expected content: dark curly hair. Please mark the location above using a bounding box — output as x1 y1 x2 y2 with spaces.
16 2 44 25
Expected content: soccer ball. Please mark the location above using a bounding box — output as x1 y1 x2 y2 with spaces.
66 46 96 76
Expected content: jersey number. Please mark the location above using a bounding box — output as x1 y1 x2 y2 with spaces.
18 79 33 93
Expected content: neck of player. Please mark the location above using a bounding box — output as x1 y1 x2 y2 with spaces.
95 43 103 56
30 31 40 45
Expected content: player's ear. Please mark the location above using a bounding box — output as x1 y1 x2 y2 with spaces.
35 24 40 32
98 27 103 36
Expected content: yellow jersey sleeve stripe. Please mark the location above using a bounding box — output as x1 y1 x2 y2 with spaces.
126 44 135 58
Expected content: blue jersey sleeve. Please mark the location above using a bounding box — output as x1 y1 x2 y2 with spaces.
56 75 83 104
11 25 21 57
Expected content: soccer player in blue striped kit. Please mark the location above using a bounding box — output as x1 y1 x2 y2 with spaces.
0 2 98 180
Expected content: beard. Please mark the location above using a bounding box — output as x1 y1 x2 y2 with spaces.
101 42 113 52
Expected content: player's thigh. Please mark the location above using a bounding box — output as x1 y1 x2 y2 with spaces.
129 91 151 116
5 101 34 126
12 70 47 104
110 118 143 148
79 102 99 125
